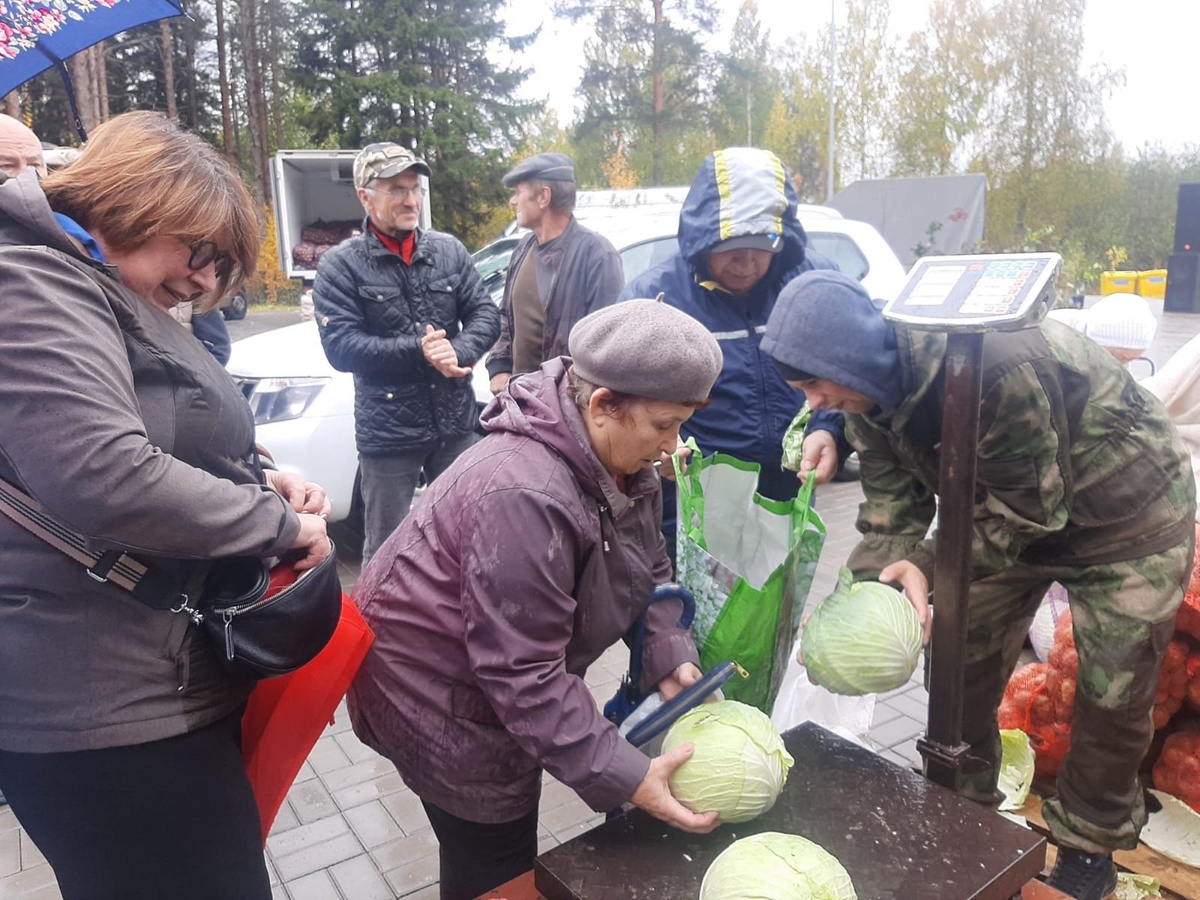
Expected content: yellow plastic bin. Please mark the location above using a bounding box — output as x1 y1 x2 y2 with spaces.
1138 269 1168 299
1100 270 1139 295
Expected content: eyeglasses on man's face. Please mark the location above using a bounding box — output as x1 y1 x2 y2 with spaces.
188 241 234 281
368 184 427 201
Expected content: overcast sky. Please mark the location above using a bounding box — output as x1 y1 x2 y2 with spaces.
507 0 1198 153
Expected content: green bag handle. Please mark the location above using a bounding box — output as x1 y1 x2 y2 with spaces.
673 438 819 549
672 437 707 548
791 469 819 540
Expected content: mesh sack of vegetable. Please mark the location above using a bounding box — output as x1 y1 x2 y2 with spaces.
1151 726 1200 813
1154 639 1190 728
1175 529 1200 641
1186 651 1200 713
999 662 1071 780
1045 611 1078 723
674 447 826 713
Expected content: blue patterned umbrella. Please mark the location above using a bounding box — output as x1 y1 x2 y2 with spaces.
0 0 186 136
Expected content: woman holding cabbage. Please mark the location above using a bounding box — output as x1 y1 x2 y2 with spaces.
348 300 723 900
762 270 1194 900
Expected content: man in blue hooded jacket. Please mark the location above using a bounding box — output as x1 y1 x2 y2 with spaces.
620 147 846 548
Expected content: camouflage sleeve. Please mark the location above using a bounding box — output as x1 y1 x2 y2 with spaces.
845 417 937 582
780 404 812 471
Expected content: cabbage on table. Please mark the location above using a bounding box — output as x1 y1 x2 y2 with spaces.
801 567 923 695
699 832 857 899
661 700 793 824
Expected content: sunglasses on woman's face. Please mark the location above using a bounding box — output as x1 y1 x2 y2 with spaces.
188 241 234 281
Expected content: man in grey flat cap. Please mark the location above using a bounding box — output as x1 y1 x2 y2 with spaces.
314 142 500 565
486 151 623 396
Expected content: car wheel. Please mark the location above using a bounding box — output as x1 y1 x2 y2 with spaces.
833 451 860 482
223 292 248 321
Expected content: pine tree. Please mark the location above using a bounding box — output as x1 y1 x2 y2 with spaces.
290 0 537 237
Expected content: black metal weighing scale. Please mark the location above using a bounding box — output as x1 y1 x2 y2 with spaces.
532 253 1063 900
887 252 1061 787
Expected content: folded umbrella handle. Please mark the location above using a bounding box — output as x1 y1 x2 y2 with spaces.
625 660 747 748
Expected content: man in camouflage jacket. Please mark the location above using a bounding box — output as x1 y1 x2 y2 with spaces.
763 271 1195 899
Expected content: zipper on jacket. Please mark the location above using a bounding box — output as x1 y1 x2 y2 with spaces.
598 502 611 552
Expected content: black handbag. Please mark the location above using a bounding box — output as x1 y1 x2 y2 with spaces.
195 547 343 679
0 476 343 680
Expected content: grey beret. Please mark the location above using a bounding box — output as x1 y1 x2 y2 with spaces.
502 152 575 187
569 299 723 403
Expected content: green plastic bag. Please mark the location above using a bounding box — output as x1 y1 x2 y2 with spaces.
674 444 826 713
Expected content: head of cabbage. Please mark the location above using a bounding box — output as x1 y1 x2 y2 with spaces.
700 832 857 900
660 700 793 824
801 567 923 695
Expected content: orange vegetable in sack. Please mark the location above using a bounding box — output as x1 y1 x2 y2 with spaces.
1178 591 1200 643
1177 536 1200 641
999 663 1049 730
998 662 1073 779
1153 640 1190 729
1046 612 1077 723
1187 653 1200 712
1152 728 1200 813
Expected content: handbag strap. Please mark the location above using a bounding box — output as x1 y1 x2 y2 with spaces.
0 476 200 617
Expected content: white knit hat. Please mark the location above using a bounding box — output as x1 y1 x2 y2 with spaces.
1082 293 1158 351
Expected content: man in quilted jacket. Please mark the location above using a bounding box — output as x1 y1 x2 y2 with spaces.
314 143 500 564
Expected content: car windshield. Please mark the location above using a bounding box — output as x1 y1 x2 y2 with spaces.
619 236 679 285
472 238 518 280
806 232 870 282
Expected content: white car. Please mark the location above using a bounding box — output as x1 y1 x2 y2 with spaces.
228 208 905 522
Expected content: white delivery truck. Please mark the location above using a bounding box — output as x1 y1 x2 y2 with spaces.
269 149 432 280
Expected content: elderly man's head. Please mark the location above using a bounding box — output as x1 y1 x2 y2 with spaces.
0 114 47 178
502 152 577 229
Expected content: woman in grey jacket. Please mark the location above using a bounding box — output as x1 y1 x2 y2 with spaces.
0 113 331 899
350 300 725 899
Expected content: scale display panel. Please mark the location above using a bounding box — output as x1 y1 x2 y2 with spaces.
883 252 1062 332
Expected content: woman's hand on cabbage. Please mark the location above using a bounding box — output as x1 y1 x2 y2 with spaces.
877 559 932 644
630 743 721 834
657 662 703 702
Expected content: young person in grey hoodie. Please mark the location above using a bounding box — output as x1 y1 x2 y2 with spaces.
762 269 1194 900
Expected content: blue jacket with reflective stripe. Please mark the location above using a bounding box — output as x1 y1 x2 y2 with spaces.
620 149 844 504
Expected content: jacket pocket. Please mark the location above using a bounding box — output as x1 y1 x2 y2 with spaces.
424 275 462 325
978 454 1044 522
357 286 414 335
1071 453 1171 527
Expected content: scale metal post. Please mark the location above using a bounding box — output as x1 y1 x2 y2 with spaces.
882 252 1062 789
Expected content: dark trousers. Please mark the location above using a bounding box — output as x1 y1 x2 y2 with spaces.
0 709 270 900
422 800 539 900
359 432 476 566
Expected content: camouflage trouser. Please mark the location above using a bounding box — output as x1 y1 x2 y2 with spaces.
955 536 1192 854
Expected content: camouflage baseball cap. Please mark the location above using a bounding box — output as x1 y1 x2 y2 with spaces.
353 143 431 189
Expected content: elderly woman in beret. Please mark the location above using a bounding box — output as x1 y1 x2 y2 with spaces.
350 299 724 899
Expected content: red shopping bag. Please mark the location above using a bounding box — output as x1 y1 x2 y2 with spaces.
241 594 375 842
